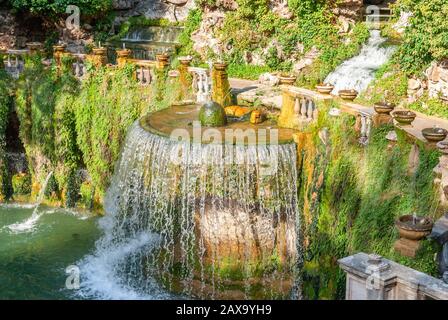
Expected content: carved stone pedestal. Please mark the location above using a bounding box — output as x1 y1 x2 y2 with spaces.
394 238 421 258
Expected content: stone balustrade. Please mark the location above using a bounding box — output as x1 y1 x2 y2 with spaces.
188 66 211 103
130 60 157 86
279 86 330 130
3 49 28 78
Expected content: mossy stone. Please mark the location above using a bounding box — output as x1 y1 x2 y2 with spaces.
199 101 227 127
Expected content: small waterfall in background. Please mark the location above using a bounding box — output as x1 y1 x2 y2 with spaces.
78 122 300 300
325 30 396 95
6 171 53 234
115 26 184 60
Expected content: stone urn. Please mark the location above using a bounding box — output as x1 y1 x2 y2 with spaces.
26 42 43 54
392 110 416 126
178 56 193 66
394 214 434 257
339 89 358 101
422 127 448 143
92 47 107 56
199 101 228 127
396 215 434 241
374 102 396 115
316 83 334 95
279 74 297 85
213 62 228 71
156 53 170 63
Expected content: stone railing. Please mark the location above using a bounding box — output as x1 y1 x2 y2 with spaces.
3 49 28 78
339 253 448 300
278 86 329 129
130 60 157 86
49 46 168 86
278 85 382 144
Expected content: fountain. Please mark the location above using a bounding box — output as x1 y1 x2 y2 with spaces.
6 172 54 234
422 127 448 143
78 61 302 298
80 110 301 299
394 214 434 258
392 110 416 126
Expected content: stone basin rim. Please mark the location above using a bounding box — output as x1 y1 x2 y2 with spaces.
139 105 298 146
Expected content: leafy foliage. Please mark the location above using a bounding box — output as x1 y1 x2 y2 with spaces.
0 68 13 200
8 0 112 17
394 0 448 75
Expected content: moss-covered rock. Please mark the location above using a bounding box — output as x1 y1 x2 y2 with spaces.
199 101 228 127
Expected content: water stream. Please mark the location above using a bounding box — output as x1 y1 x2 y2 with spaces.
77 122 301 299
325 30 396 95
6 172 54 234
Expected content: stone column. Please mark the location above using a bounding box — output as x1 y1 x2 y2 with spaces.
53 45 66 69
156 53 170 70
278 89 298 129
212 62 232 107
88 47 108 68
116 48 131 67
178 56 193 100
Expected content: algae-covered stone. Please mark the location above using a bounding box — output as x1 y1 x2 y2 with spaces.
199 101 227 127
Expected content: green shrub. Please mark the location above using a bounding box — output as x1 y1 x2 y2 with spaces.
9 0 112 17
394 0 448 75
12 174 32 196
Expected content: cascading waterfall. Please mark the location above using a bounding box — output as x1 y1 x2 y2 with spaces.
6 171 53 234
325 30 396 95
79 121 301 299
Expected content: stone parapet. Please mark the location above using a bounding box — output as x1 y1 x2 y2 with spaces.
339 252 448 300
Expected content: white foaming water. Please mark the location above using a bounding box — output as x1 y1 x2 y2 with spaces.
6 172 53 234
77 121 301 300
325 30 396 95
77 224 171 300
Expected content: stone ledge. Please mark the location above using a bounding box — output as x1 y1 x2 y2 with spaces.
339 252 448 300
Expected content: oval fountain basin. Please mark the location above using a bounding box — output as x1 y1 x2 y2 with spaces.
140 104 297 145
422 127 448 143
395 215 434 241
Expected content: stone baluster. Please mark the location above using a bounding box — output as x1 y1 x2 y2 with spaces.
307 100 315 120
136 65 153 86
301 97 307 120
73 56 87 79
359 113 373 145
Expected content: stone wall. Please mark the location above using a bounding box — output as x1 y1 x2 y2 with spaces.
332 0 364 23
426 61 448 100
